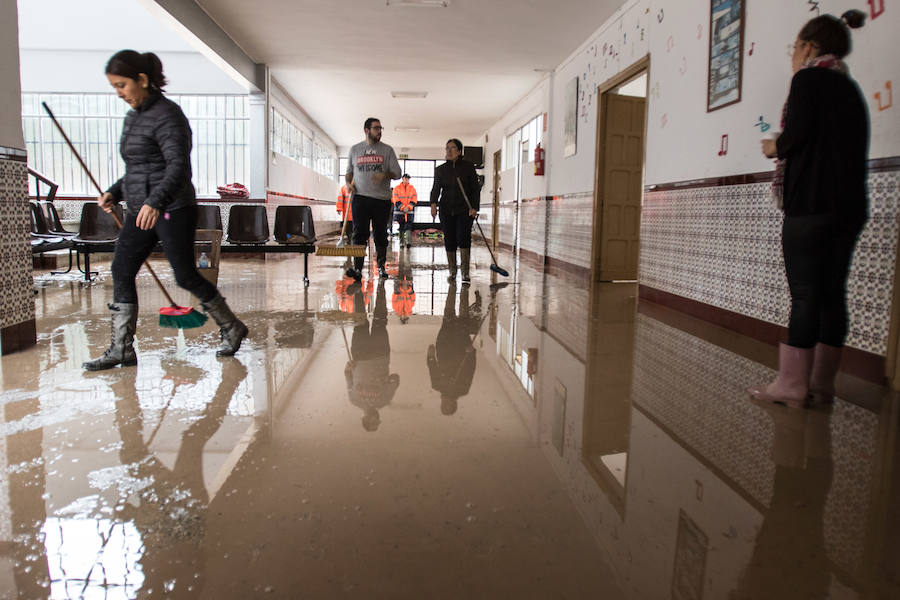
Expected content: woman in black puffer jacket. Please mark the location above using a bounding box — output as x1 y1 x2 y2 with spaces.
84 50 247 371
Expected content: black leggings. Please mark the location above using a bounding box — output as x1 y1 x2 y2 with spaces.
112 205 218 305
440 210 474 252
782 215 863 348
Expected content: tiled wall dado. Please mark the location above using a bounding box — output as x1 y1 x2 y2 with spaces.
0 156 34 330
632 313 879 577
546 193 593 271
641 170 900 356
519 197 547 259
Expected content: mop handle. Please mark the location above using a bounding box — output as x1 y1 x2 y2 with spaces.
43 102 179 308
455 176 501 267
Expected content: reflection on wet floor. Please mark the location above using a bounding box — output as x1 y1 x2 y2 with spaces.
2 241 899 598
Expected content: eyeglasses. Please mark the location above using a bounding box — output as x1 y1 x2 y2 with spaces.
368 126 383 131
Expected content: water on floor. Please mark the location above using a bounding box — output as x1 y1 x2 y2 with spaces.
2 238 898 599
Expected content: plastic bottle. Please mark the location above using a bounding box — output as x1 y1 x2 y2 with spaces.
198 252 210 269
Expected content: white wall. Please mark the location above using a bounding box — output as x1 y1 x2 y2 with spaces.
19 50 246 95
485 0 900 195
268 79 339 200
1 0 24 149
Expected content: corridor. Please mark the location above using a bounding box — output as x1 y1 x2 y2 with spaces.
1 241 897 598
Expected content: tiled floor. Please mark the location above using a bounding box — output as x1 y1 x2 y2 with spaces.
1 237 898 599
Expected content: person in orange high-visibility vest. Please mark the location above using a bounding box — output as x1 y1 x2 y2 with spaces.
336 275 371 314
391 276 416 324
391 174 417 249
336 184 353 241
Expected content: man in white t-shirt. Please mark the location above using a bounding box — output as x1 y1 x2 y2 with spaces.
345 117 402 280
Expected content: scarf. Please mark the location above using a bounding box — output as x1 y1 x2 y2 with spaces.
771 54 848 209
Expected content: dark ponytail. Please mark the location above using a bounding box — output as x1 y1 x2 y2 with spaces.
798 9 866 58
105 50 168 91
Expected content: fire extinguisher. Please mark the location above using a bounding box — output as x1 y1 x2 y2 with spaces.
534 143 545 176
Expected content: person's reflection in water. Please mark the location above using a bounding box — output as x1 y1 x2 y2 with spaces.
427 282 482 415
345 279 399 431
732 404 834 599
110 358 248 597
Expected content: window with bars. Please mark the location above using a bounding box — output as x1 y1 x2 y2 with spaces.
503 114 543 171
22 93 250 197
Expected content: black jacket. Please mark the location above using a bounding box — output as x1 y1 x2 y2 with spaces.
777 68 869 224
430 158 480 216
107 93 196 215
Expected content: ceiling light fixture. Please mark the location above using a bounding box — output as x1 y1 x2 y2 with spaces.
394 127 421 133
386 0 449 7
391 91 428 99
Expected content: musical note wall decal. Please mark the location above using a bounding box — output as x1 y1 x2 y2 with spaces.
868 0 885 20
667 35 675 52
749 42 755 56
875 81 893 111
754 116 771 133
718 134 729 157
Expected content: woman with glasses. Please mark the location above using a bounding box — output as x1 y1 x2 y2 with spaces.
751 10 868 408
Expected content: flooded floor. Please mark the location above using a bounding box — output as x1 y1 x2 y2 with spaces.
2 238 899 599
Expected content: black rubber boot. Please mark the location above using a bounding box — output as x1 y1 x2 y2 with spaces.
83 303 138 371
460 248 471 284
446 250 457 282
376 247 388 279
346 255 363 281
201 294 249 356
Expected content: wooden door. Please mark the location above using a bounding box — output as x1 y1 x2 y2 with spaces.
597 94 645 281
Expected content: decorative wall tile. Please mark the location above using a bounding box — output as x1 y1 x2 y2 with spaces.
640 171 900 355
0 158 34 329
633 313 879 575
546 193 593 270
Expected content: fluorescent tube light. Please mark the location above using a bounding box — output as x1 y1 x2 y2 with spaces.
391 91 428 98
386 0 449 7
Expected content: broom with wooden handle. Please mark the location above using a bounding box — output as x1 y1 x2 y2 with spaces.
43 102 208 329
316 188 366 257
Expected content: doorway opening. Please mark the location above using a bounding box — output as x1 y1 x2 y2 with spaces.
590 57 649 283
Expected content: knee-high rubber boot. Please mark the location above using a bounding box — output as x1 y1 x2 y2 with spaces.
201 294 248 356
83 303 138 371
809 343 843 403
749 343 814 409
376 247 388 279
346 255 364 281
446 250 457 282
460 248 471 284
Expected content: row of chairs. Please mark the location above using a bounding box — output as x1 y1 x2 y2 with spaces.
32 202 317 247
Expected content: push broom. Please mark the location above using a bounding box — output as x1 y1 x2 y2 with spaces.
316 189 367 258
455 177 509 277
43 102 207 329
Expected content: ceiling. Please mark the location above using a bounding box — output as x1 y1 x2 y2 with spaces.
195 0 624 148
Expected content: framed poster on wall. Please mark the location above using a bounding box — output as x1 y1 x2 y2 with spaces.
707 0 745 111
563 76 578 157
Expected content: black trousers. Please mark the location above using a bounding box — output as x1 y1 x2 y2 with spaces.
440 209 474 252
782 214 863 348
351 194 390 249
112 205 217 305
397 209 414 233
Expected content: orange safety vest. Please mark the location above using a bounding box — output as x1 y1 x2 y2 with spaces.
337 185 353 221
392 284 416 318
391 182 417 212
336 276 371 313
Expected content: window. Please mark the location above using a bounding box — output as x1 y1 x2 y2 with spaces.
503 114 543 171
271 107 335 178
22 93 250 197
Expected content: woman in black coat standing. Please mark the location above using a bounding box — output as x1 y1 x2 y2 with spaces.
751 11 868 407
84 50 248 371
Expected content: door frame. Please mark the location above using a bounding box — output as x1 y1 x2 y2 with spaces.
492 149 502 249
590 55 651 283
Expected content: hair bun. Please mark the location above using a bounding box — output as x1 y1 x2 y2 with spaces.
841 9 866 29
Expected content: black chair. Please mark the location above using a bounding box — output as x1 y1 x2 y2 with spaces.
38 201 75 237
196 203 223 231
274 205 316 244
67 203 123 280
226 205 269 244
29 201 71 254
